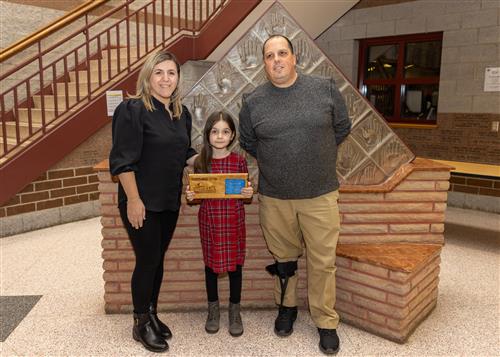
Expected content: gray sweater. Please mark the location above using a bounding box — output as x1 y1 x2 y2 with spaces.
239 74 351 199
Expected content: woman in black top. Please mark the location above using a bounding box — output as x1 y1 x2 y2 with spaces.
109 50 196 353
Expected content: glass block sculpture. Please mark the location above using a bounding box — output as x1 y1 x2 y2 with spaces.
183 2 415 186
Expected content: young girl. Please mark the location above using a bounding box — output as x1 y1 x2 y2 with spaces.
186 111 253 337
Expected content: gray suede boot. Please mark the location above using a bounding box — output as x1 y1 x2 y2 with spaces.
228 302 243 337
205 301 220 334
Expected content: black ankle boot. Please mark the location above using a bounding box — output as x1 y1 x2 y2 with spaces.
149 304 173 340
318 328 340 355
133 312 168 352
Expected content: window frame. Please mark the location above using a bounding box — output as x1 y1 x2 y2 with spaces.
358 32 443 125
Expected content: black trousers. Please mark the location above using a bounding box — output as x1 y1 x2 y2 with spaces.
205 265 243 304
120 205 179 314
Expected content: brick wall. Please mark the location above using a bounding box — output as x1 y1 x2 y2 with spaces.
393 113 500 165
0 166 99 219
0 121 111 237
340 169 449 244
450 172 500 197
97 159 450 313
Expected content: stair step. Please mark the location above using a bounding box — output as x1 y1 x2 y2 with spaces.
101 48 141 61
54 82 99 97
0 121 42 139
89 59 121 71
0 135 32 156
32 94 79 110
69 68 120 83
17 108 57 123
101 46 145 59
0 136 22 149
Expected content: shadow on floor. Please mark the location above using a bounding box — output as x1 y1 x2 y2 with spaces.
444 223 500 253
0 295 42 341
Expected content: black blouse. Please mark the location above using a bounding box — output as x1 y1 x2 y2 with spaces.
109 97 197 212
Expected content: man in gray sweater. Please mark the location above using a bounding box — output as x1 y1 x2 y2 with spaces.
239 35 351 355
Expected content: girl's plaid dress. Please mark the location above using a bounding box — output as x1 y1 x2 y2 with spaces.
198 152 247 273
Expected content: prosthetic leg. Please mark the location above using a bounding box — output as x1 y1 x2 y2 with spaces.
266 261 298 336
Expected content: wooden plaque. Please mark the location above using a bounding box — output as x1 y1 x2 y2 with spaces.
188 173 248 199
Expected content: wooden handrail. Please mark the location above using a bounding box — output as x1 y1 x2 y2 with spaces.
0 0 111 62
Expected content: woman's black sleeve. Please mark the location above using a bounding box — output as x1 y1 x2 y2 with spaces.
109 101 143 176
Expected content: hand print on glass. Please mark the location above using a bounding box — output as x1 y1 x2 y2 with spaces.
344 159 387 185
372 135 414 176
351 113 391 154
336 137 366 179
201 61 247 106
183 87 224 129
237 37 261 70
292 35 323 72
226 83 256 119
340 86 371 127
309 59 348 91
265 12 287 36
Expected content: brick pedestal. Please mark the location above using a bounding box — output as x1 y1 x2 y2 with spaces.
336 243 441 343
95 157 452 343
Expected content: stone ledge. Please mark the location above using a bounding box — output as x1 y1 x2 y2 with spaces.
336 243 442 273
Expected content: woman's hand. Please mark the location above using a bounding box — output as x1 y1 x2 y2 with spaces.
241 181 254 198
127 197 145 229
185 185 196 201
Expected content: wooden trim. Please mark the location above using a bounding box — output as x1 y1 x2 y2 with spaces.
354 0 418 9
389 123 437 129
433 159 500 178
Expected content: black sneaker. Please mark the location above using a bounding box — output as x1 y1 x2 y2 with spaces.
274 306 297 337
318 328 340 355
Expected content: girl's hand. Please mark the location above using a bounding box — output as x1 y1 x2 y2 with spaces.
241 181 254 198
127 197 145 229
186 185 196 201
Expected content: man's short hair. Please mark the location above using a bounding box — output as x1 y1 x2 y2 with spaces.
262 35 294 57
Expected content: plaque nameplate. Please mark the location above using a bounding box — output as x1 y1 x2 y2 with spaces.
188 173 248 199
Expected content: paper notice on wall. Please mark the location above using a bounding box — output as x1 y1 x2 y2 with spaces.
106 90 124 116
484 67 500 92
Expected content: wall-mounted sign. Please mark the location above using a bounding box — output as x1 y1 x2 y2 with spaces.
106 90 123 116
484 67 500 92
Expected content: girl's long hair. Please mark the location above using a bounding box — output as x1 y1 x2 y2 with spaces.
194 111 236 173
129 50 182 119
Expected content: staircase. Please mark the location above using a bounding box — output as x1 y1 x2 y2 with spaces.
0 0 261 206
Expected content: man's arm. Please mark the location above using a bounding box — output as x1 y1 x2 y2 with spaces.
238 95 258 158
330 79 351 145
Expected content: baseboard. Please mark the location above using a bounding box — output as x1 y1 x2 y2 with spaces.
0 200 100 238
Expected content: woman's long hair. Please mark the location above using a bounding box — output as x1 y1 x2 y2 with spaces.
194 111 236 173
129 49 183 119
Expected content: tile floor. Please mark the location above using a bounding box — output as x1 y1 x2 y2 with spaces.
0 207 499 356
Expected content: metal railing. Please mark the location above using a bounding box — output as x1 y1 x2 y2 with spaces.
0 0 227 160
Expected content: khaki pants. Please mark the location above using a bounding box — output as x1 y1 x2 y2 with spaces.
259 190 340 329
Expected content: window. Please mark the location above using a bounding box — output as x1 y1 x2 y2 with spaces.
358 32 442 124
